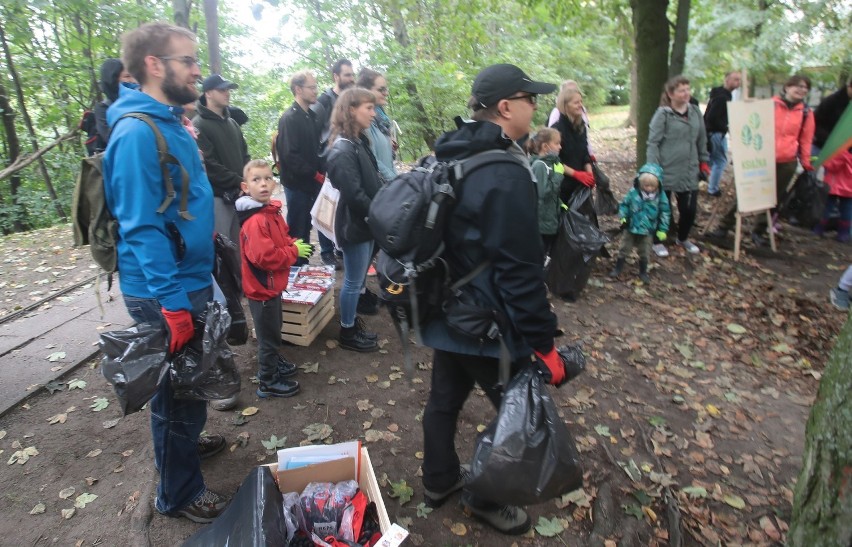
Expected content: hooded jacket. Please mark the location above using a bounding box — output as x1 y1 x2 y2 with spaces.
326 134 383 245
530 153 563 236
618 180 671 236
236 198 299 300
549 113 592 202
420 118 556 360
773 96 815 169
823 148 852 198
93 59 125 153
192 103 250 197
646 104 709 193
103 85 214 312
703 85 734 134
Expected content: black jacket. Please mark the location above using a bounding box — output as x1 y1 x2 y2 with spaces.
310 88 338 147
550 113 592 202
420 118 556 360
814 86 850 148
92 59 125 153
703 86 733 133
326 135 382 245
192 104 250 197
277 102 323 194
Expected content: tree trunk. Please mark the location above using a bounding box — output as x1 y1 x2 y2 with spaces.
630 0 670 166
668 0 690 77
627 55 638 128
173 0 192 29
202 0 221 75
0 80 29 233
788 317 852 546
0 19 66 221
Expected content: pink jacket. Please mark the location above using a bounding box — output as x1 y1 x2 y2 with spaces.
824 149 852 198
774 96 815 169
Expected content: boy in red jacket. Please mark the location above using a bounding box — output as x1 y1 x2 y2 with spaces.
237 160 313 398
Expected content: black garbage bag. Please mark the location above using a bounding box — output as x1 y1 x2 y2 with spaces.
592 162 619 216
183 466 288 547
546 206 610 300
467 366 583 505
100 323 168 415
171 300 241 401
214 233 248 346
781 170 829 228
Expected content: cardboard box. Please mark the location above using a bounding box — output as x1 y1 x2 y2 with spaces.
266 444 392 534
281 287 334 346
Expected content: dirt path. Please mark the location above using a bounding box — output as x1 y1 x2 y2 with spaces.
0 116 848 546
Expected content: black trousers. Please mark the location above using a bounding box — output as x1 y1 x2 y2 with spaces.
422 348 524 494
248 296 282 386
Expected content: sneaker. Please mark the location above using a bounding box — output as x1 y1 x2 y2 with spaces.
256 378 300 398
321 252 342 271
198 434 226 460
276 355 298 378
339 324 378 352
676 239 700 254
356 289 380 315
354 317 378 341
460 494 531 535
652 243 669 257
423 464 471 508
172 488 229 524
830 287 850 311
210 396 238 412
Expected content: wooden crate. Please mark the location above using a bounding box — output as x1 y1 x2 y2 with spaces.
281 288 334 346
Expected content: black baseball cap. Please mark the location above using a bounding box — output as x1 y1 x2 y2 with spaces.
201 74 239 92
471 64 557 109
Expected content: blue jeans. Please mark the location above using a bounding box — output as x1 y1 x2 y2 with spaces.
339 240 374 327
284 186 334 263
123 286 212 514
708 132 728 194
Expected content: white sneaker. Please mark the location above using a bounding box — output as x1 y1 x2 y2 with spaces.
677 239 700 254
652 244 669 257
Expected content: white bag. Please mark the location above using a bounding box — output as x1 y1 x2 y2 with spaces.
310 177 339 247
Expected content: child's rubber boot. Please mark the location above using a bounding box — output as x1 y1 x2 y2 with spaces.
638 260 651 284
608 258 626 279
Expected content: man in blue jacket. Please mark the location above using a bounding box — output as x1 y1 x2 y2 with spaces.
103 22 228 523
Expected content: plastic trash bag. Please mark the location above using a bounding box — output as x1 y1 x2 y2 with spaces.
546 204 609 300
100 323 168 415
183 466 287 547
781 170 829 228
214 233 248 346
592 162 619 216
467 366 583 505
170 300 241 401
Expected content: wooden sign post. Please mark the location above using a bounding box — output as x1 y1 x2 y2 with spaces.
727 99 777 260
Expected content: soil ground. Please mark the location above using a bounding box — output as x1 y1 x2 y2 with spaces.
0 107 849 546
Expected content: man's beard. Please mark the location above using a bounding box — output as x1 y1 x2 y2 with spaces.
339 81 353 91
161 63 198 106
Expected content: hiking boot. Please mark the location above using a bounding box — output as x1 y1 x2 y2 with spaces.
423 464 471 508
172 488 229 524
257 378 300 398
339 324 378 352
830 287 850 311
276 355 298 378
357 288 380 315
652 243 669 257
321 252 342 271
198 434 226 460
210 396 238 412
638 260 650 284
460 494 531 535
355 317 378 341
676 239 700 254
608 258 625 279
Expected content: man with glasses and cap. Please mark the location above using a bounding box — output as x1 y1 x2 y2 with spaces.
418 63 568 535
193 73 251 251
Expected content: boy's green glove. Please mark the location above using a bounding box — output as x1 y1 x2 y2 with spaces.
294 239 314 259
553 162 565 175
619 218 627 232
655 231 667 241
560 201 568 211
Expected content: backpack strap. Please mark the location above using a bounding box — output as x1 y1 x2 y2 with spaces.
119 113 195 221
450 149 527 180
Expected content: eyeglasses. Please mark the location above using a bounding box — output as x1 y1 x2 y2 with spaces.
299 84 318 90
157 55 201 68
376 86 389 93
505 94 537 105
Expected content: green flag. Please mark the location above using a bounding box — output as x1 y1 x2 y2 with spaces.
815 103 852 168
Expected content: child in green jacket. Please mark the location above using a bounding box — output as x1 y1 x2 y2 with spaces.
610 163 671 283
526 128 565 256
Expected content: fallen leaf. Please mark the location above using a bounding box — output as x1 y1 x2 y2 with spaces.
300 362 319 373
102 418 121 429
594 424 611 437
449 522 467 536
416 502 433 518
682 485 707 498
241 406 259 416
364 430 383 442
59 487 76 499
86 449 102 458
356 399 372 411
46 351 66 362
261 435 287 450
0 431 5 440
302 423 333 442
535 516 565 537
121 450 133 457
67 379 87 390
706 404 721 417
724 494 746 510
726 323 747 334
74 493 98 508
47 413 67 424
388 479 414 505
558 488 592 509
85 477 97 486
90 398 109 411
61 508 75 519
366 374 379 383
29 503 46 515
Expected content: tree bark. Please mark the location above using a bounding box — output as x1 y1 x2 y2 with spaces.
0 79 29 233
0 19 66 221
630 0 670 166
202 0 221 75
668 0 690 77
173 0 192 29
788 317 852 546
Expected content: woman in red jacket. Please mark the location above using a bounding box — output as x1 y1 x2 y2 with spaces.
814 148 852 242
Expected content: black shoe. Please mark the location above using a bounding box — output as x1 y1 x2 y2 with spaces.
705 228 729 238
460 493 531 535
256 379 300 398
751 231 768 247
276 355 298 378
321 252 342 271
355 317 378 341
356 289 380 315
707 190 721 197
424 464 471 508
198 434 226 460
608 258 625 279
638 260 650 284
339 324 378 352
171 489 229 524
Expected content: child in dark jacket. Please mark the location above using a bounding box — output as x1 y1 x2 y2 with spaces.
237 160 313 398
526 128 565 256
610 163 671 283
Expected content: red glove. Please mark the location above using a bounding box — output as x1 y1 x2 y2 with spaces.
803 163 814 172
700 162 710 177
534 346 566 386
589 154 597 163
162 308 194 353
573 170 595 187
314 171 326 184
